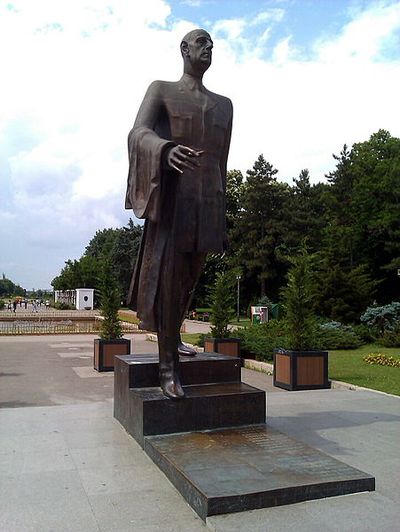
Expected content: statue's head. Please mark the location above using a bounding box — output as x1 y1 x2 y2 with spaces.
181 29 213 74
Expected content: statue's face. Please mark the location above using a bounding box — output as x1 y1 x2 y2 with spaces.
185 31 213 71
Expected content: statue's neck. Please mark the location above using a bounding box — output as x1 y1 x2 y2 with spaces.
181 72 204 91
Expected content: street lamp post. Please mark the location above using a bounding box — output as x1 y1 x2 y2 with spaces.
236 274 241 322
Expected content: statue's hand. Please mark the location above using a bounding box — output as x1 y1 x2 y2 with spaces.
166 145 203 174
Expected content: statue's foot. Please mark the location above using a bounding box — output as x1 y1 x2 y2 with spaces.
178 342 196 357
160 374 185 400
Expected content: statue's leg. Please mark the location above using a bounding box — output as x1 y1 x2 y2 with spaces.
177 252 207 357
156 244 187 399
157 332 184 399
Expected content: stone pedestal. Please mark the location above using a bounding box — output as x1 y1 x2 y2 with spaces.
114 353 265 448
145 426 375 520
114 352 374 521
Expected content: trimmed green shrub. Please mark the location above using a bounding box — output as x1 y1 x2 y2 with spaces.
208 270 236 338
280 247 318 351
360 302 400 334
0 299 5 310
378 326 400 347
54 301 75 310
98 261 122 341
235 321 289 361
236 319 363 360
352 323 377 344
317 322 364 349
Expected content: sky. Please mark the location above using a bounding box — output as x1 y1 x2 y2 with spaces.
1 0 399 290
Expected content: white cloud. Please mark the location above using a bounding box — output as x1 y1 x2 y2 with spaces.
181 0 203 7
1 0 400 287
314 1 400 62
251 9 285 25
213 18 246 40
272 36 293 63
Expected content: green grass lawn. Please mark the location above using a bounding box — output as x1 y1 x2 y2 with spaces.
181 333 202 346
229 317 251 327
179 336 400 396
117 311 139 325
329 343 400 396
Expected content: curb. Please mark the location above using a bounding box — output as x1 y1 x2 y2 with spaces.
146 334 205 353
244 359 273 374
244 358 400 398
143 339 399 399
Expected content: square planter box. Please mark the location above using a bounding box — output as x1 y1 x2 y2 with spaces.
204 338 241 358
273 349 331 391
94 338 131 372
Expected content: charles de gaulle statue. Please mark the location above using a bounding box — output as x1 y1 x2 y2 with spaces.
125 29 233 400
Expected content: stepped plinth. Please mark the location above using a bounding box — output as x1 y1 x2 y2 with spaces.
114 352 374 520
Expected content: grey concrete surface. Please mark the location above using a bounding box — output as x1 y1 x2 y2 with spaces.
0 334 399 531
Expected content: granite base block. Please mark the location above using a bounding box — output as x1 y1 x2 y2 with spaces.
114 353 265 447
115 352 241 388
144 425 375 521
116 382 266 448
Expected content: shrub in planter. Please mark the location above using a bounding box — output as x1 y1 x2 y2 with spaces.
280 248 318 351
208 270 236 338
274 247 330 390
94 261 130 372
204 270 241 357
98 262 123 341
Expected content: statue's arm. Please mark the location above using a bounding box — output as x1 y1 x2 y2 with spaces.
125 82 174 220
220 99 233 193
133 81 164 131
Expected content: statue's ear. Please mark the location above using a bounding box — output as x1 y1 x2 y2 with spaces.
181 40 189 57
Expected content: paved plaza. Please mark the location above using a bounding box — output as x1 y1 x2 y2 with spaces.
0 332 399 531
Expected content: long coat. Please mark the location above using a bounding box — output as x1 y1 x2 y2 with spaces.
125 75 233 330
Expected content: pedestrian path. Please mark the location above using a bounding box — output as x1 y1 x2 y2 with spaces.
0 334 399 531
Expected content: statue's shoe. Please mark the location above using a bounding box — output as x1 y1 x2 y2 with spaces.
160 375 185 400
178 342 197 356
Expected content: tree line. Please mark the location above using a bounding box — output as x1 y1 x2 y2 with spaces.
51 219 143 304
52 129 400 323
0 274 25 298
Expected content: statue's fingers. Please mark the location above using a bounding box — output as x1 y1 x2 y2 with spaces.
179 145 200 157
175 151 200 167
179 159 197 171
169 161 184 174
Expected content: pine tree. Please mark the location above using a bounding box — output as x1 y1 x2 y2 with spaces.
280 247 317 351
209 270 236 338
97 261 122 341
233 154 289 299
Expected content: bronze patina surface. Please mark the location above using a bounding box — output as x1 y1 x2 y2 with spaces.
145 425 375 520
125 29 233 399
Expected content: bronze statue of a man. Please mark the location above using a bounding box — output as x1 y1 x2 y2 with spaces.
125 29 233 399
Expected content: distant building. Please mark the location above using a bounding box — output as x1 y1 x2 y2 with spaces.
54 288 94 310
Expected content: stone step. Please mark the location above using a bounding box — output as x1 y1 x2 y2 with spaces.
114 380 266 447
116 352 241 387
144 425 375 521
